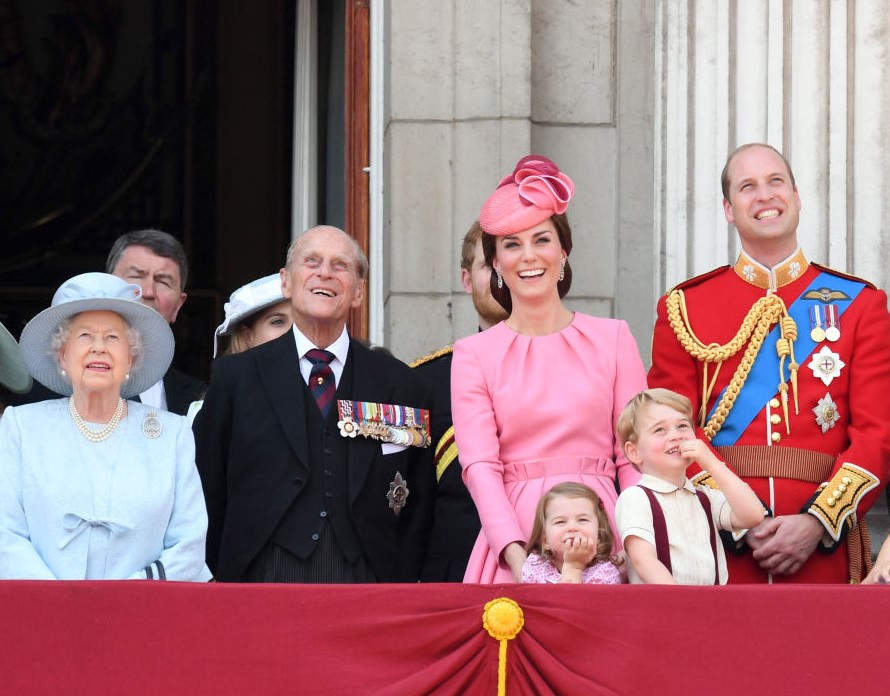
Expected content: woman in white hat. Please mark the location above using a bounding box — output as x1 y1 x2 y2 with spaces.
0 321 32 415
0 272 210 581
186 274 293 424
186 273 294 423
213 273 293 358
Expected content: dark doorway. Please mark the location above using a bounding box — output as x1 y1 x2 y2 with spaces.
0 0 298 384
0 0 366 383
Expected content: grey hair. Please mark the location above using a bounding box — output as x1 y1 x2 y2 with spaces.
285 226 369 280
49 316 145 374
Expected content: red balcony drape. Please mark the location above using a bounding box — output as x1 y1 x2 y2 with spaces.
2 582 887 695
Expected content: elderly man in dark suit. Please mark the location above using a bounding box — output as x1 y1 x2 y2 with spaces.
194 226 435 583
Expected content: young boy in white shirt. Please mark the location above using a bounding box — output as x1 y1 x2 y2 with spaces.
614 388 765 584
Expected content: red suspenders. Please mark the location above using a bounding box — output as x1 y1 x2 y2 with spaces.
639 486 720 585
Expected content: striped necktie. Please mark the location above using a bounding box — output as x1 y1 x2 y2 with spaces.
305 349 336 417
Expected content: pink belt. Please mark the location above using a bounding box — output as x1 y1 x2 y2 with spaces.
502 456 616 483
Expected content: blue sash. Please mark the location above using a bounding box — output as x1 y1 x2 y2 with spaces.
709 272 865 445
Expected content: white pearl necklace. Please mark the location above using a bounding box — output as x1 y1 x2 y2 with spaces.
68 396 125 443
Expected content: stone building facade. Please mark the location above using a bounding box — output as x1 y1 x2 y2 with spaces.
378 0 890 368
377 0 890 545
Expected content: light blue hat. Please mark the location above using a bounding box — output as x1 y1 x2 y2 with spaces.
19 272 174 399
0 321 31 394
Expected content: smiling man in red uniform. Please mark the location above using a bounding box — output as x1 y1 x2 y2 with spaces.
649 143 890 583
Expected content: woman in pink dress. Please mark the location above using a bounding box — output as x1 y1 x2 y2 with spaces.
452 155 647 583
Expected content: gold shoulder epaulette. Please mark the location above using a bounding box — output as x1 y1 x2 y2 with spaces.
663 265 731 297
409 344 454 369
810 263 877 290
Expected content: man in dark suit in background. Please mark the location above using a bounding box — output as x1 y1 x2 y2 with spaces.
414 221 508 581
194 226 435 582
106 229 205 415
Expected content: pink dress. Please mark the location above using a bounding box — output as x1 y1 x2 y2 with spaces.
521 553 621 584
452 313 647 584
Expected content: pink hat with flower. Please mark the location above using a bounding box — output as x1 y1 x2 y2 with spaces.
479 155 575 236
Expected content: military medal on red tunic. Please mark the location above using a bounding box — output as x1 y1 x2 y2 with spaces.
824 304 841 341
813 393 841 433
808 346 845 386
809 305 826 343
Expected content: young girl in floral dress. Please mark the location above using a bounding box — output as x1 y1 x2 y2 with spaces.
522 483 621 584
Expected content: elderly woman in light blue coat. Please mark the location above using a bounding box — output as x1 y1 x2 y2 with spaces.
0 273 210 581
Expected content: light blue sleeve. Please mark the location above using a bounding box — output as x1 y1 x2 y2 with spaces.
0 408 57 579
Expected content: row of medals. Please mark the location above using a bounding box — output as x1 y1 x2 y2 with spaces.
810 304 840 343
342 417 430 448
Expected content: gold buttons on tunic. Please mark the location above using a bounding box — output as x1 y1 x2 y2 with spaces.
769 398 781 409
771 432 781 443
770 414 782 425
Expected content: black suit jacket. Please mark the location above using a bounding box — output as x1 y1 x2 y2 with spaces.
193 331 435 582
160 367 206 416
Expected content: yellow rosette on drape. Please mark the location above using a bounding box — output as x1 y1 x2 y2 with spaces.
482 597 525 696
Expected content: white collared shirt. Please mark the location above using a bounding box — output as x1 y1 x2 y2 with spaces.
291 324 349 387
138 379 167 411
615 473 735 585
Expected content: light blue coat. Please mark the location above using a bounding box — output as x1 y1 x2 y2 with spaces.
0 399 211 581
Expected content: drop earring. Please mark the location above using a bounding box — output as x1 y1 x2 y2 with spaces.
496 270 503 289
559 261 565 282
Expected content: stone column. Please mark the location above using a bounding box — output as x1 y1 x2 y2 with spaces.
655 0 890 292
385 0 657 361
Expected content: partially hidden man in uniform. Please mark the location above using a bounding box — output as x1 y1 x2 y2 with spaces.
193 226 435 582
649 143 890 583
413 221 509 582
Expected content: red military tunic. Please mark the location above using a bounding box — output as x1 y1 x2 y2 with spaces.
649 248 890 583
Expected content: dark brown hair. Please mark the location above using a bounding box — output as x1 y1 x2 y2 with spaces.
106 229 189 290
481 212 573 314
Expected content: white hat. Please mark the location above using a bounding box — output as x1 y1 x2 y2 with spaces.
213 274 286 357
0 321 31 394
19 272 174 399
